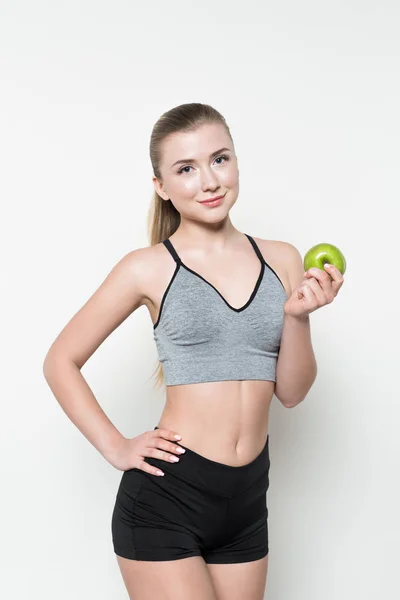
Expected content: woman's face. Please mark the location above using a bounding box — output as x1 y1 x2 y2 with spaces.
153 122 239 222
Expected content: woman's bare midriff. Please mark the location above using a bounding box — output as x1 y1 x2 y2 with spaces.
157 379 275 467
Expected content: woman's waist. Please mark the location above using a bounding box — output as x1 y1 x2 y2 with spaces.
150 426 270 497
158 381 274 467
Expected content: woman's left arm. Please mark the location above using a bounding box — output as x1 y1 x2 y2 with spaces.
274 243 344 408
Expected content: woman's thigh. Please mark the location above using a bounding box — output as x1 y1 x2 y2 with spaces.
116 555 218 600
207 555 269 600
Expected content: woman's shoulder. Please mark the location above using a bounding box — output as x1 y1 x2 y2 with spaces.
114 240 177 302
252 235 299 255
116 239 172 277
252 236 303 297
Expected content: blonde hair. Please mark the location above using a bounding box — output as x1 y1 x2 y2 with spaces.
146 103 234 388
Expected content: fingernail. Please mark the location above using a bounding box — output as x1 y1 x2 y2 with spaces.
174 435 182 440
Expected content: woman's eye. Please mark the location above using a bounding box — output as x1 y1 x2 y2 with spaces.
177 165 193 174
177 154 229 175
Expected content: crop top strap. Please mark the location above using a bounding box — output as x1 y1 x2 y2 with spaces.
163 239 182 264
245 234 265 265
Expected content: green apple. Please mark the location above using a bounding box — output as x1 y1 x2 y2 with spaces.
304 243 346 274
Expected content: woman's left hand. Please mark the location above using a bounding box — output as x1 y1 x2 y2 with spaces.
284 263 344 320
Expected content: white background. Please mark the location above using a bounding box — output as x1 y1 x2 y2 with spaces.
1 1 399 598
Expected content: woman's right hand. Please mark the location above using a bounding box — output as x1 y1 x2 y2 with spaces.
107 429 186 475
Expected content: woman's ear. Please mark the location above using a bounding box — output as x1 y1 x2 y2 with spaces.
152 176 169 201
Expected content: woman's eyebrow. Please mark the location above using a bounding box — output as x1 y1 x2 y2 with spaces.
170 147 231 169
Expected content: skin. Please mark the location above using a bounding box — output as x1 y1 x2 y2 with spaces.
43 121 344 599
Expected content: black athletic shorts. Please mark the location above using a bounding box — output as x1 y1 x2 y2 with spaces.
111 426 270 563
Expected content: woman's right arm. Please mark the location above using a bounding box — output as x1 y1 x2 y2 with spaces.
43 248 150 467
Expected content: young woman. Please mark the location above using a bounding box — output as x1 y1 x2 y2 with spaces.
43 103 344 600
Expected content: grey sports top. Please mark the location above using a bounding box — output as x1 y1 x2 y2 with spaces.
153 234 288 386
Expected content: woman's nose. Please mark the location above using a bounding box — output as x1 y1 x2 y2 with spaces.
200 168 219 190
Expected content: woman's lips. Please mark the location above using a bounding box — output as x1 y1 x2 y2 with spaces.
199 194 225 207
